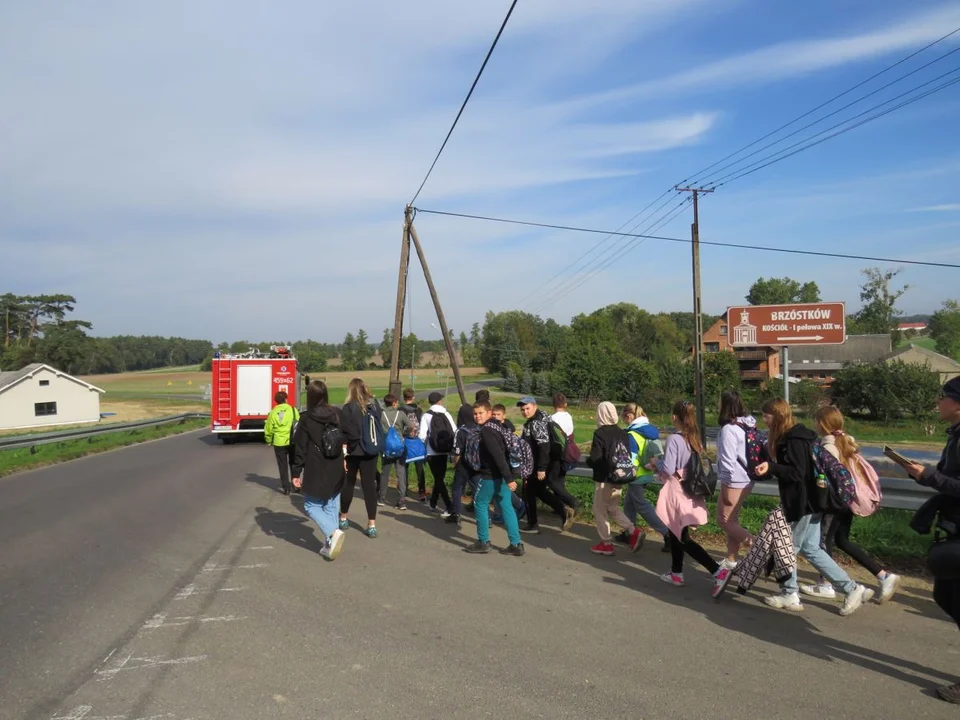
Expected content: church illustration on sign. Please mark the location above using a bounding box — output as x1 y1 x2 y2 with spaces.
733 310 758 346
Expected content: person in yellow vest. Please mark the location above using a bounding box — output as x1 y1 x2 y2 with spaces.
265 391 300 495
616 403 671 552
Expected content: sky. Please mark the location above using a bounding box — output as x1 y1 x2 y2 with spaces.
2 0 959 344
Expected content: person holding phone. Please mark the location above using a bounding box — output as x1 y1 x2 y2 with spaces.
903 376 960 705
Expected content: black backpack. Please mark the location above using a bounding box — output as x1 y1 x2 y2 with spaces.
427 410 455 453
304 422 342 460
681 450 718 498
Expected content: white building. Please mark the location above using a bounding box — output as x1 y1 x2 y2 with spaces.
0 363 105 431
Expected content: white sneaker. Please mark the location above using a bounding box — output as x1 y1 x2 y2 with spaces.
799 583 836 599
878 573 901 604
440 510 452 519
839 583 866 616
764 592 803 612
719 558 739 571
660 572 685 587
325 529 345 561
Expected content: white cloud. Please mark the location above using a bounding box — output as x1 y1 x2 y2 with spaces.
906 203 960 212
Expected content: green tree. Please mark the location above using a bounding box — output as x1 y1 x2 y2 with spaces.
534 371 551 398
703 351 741 409
503 366 520 392
554 314 622 400
610 358 659 406
520 370 533 395
746 277 821 306
853 267 908 339
378 329 393 368
930 299 960 360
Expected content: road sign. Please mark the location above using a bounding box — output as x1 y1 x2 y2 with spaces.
726 302 846 346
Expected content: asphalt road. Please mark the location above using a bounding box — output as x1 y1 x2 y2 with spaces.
3 430 960 719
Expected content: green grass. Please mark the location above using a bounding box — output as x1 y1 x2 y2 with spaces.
897 336 936 351
0 418 209 478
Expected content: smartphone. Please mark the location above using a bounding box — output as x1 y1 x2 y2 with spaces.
883 445 916 469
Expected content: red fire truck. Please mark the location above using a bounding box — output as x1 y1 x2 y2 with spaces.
211 346 301 443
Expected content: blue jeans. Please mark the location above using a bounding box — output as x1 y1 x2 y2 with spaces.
303 493 341 545
624 482 669 537
451 461 479 515
781 513 856 595
475 477 521 546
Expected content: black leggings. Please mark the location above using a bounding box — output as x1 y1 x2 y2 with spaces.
934 577 960 630
822 510 883 576
427 455 451 510
670 527 720 575
547 461 578 509
342 455 378 520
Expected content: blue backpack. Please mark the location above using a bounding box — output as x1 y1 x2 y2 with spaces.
812 441 858 511
360 401 385 456
382 409 405 460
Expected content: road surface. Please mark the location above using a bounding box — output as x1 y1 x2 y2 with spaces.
2 430 959 719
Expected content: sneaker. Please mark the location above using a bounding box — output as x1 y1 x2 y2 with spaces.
440 510 452 519
339 518 349 531
839 584 866 616
863 588 876 604
764 592 803 612
376 500 385 507
365 526 378 539
719 558 739 571
712 566 734 599
629 528 645 553
396 502 408 511
463 541 491 554
590 542 615 556
799 583 836 599
878 573 901 604
325 529 345 561
520 524 541 535
562 506 576 532
500 544 525 557
937 682 960 704
444 513 461 525
660 572 685 587
418 493 428 503
614 530 631 545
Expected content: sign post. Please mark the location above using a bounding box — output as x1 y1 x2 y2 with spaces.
727 302 846 404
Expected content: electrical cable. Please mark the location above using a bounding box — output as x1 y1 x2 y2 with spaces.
409 0 519 205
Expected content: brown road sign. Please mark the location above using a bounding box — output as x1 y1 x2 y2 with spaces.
726 302 846 346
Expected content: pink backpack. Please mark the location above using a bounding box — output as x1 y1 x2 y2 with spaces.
847 454 882 517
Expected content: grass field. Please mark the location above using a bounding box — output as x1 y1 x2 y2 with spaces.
897 336 936 351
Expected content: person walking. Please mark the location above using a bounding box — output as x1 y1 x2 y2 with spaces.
655 400 724 589
449 403 480 526
905 376 960 703
419 391 457 516
754 398 870 615
339 378 383 538
518 395 575 534
617 403 671 553
401 388 428 502
587 401 644 556
715 391 757 571
463 401 525 556
290 380 346 560
378 394 412 510
264 391 299 495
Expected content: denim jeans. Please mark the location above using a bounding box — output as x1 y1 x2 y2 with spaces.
303 493 341 545
451 461 479 516
475 477 521 546
623 482 669 537
781 513 856 595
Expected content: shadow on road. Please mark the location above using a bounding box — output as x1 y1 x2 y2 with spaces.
245 472 285 494
253 506 325 555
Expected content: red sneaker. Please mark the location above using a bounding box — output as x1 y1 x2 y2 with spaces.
629 528 645 553
590 542 615 556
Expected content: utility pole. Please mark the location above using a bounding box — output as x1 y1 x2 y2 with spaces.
676 186 714 448
388 208 412 401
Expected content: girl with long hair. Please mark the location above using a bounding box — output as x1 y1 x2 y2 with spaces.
715 391 758 569
801 406 900 603
754 398 869 614
655 400 723 588
339 377 382 538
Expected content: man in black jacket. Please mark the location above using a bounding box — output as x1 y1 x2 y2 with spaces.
463 401 524 556
518 396 575 534
906 376 960 704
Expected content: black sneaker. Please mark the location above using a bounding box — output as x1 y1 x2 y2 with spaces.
520 524 541 535
444 513 461 524
500 543 525 557
463 541 491 554
396 502 408 511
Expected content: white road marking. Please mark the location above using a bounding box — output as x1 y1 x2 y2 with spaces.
198 563 267 573
249 546 274 550
141 614 245 630
173 584 197 600
52 707 187 720
96 653 207 680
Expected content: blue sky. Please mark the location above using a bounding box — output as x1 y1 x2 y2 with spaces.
1 0 958 344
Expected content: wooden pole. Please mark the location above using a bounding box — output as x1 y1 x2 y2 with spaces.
407 219 468 407
388 208 412 400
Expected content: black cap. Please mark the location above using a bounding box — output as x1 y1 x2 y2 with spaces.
428 391 444 405
944 376 960 404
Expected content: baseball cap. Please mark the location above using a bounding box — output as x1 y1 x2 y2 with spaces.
516 395 537 407
428 391 444 404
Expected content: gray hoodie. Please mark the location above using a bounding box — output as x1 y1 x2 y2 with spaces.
717 415 757 489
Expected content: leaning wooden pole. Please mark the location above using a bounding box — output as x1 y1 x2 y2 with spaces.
407 218 468 407
388 208 412 401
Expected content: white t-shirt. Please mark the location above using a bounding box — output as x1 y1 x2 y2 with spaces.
551 410 574 437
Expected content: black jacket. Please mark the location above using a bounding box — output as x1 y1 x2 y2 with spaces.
766 424 818 522
586 424 629 483
291 405 345 501
522 409 556 471
478 421 514 480
340 399 381 457
915 423 960 529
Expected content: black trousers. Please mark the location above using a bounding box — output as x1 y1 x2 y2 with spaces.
412 460 426 494
523 471 567 527
427 455 451 510
273 445 292 492
821 510 883 576
670 527 720 576
342 455 379 520
547 461 578 509
934 577 960 630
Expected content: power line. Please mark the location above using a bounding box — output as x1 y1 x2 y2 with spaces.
680 25 960 188
412 207 960 269
409 0 519 206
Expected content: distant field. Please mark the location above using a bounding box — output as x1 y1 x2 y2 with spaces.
897 336 936 351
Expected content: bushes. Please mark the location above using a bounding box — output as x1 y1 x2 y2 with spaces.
832 360 940 422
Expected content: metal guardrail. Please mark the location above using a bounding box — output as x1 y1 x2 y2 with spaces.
564 465 934 511
0 413 211 451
